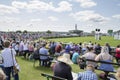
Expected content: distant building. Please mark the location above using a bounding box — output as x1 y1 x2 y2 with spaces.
114 30 120 40
69 24 83 36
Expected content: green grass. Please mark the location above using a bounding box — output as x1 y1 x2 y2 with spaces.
17 57 52 80
17 56 106 80
48 36 120 47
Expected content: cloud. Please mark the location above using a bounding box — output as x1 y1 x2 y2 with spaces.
11 0 72 12
27 0 54 11
12 1 27 9
70 10 109 23
75 0 97 8
0 4 19 15
30 18 42 22
112 14 120 19
48 16 58 21
53 1 72 12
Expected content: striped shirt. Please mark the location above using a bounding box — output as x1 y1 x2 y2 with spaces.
1 48 16 67
78 70 98 80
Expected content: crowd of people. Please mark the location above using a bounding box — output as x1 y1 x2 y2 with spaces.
0 32 120 80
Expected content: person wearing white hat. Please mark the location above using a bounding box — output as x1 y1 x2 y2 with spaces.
53 53 73 80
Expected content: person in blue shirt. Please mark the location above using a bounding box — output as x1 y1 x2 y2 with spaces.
78 64 98 80
39 43 50 66
72 50 79 64
65 44 71 53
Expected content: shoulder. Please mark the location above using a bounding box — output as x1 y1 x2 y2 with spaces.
78 72 83 77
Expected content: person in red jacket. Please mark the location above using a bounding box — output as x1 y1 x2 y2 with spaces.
115 45 120 63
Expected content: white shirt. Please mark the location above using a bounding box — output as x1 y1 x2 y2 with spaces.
82 52 97 67
1 48 16 67
23 43 28 50
15 44 19 50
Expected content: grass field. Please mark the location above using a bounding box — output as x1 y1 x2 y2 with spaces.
13 36 120 80
48 36 120 47
17 56 103 80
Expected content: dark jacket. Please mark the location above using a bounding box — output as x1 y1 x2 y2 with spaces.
53 62 73 80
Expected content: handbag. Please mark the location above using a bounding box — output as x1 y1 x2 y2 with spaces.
11 49 20 75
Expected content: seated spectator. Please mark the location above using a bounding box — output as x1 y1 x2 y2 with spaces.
115 45 120 63
65 44 71 53
39 43 52 67
0 68 6 80
78 64 98 80
94 43 101 55
105 43 112 54
54 43 62 57
72 49 79 64
95 46 114 78
82 47 97 68
81 42 88 54
53 53 73 80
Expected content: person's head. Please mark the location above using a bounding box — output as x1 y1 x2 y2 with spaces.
101 46 109 54
117 45 120 48
42 43 46 47
0 68 6 80
105 43 110 47
86 64 95 72
87 47 94 52
57 53 73 65
4 40 10 48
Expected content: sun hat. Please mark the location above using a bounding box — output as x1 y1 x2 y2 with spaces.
57 53 73 65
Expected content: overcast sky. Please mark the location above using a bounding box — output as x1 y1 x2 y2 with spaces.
0 0 120 33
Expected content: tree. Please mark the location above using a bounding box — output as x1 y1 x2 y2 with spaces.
23 30 28 34
107 30 113 36
46 30 52 34
16 30 22 33
91 31 95 35
46 30 52 37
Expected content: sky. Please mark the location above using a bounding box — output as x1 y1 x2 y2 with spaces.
0 0 120 33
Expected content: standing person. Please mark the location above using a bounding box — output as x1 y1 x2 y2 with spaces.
78 64 98 80
53 53 73 80
28 41 34 58
23 41 29 59
1 40 19 80
14 42 19 56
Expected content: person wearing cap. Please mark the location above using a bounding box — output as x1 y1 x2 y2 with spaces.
78 64 98 80
53 53 73 80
